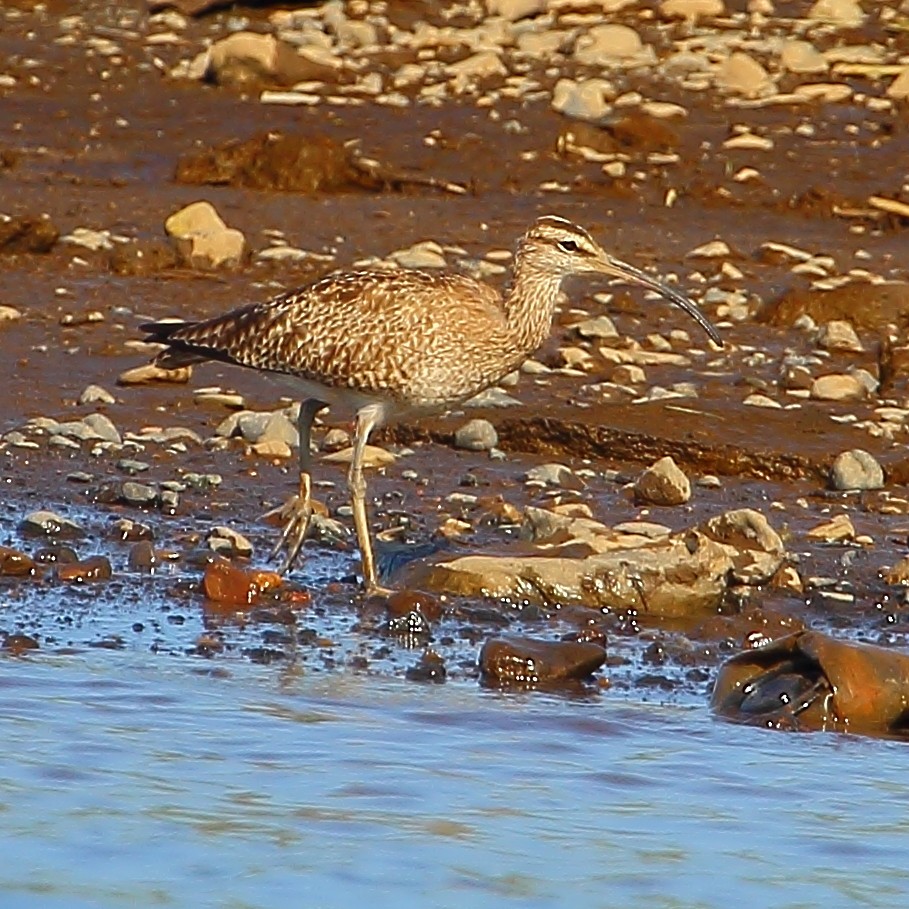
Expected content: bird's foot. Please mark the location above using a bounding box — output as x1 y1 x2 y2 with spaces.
263 495 348 575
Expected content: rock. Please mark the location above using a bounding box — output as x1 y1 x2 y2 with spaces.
634 456 691 506
574 25 652 66
0 214 58 254
817 320 863 352
521 506 613 550
164 200 225 237
760 282 909 331
479 635 606 685
206 32 336 87
571 315 618 339
454 418 498 452
165 201 246 270
446 51 507 89
202 557 282 609
19 510 85 539
321 427 351 452
660 0 724 19
807 513 855 542
0 304 23 323
252 439 293 459
79 384 115 405
885 556 909 585
887 68 909 101
552 78 615 122
82 412 121 444
485 0 546 20
830 449 884 491
0 545 37 577
404 650 447 683
612 363 647 385
779 40 828 74
323 445 396 468
61 227 115 251
409 510 786 618
128 540 158 572
235 410 298 446
207 525 254 557
121 481 158 506
389 241 447 269
525 463 580 488
4 633 39 654
807 0 864 27
716 52 772 98
58 556 113 582
117 364 193 385
810 374 866 401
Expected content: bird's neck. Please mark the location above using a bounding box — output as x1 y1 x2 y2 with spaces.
502 252 564 354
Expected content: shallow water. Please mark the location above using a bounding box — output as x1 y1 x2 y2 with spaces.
2 649 907 909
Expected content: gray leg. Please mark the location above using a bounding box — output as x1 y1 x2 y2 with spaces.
270 398 326 574
349 404 390 595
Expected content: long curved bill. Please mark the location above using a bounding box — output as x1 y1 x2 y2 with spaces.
599 254 724 347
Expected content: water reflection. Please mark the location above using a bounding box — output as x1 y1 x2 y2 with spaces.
1 652 908 908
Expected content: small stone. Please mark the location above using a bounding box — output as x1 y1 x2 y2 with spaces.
830 449 884 491
660 0 724 20
79 384 115 405
454 418 498 452
61 227 115 251
779 40 828 74
810 374 866 401
817 320 863 352
117 364 192 385
321 427 351 452
0 545 37 577
525 463 579 488
808 0 864 27
202 557 282 608
207 525 254 557
82 412 121 444
121 481 158 506
687 239 731 258
128 540 158 572
571 315 618 339
886 68 909 101
117 459 150 474
716 52 772 98
480 634 606 685
612 364 647 385
58 555 113 582
634 456 691 506
19 510 85 539
253 438 293 459
323 445 396 468
806 513 855 542
486 0 547 20
0 304 23 323
552 78 616 122
164 201 226 238
574 25 650 66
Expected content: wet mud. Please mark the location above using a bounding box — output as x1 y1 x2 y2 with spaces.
2 0 909 738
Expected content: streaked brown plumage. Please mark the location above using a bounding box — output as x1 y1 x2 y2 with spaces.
142 215 722 594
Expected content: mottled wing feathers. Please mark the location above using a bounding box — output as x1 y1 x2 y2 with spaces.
142 268 514 404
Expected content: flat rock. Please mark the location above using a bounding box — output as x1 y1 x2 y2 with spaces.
79 384 115 405
409 508 785 618
810 374 866 401
82 412 121 444
479 635 606 685
817 320 863 352
117 363 192 385
807 513 855 542
19 509 85 539
164 201 226 238
660 0 724 19
830 449 884 491
780 40 828 74
808 0 864 27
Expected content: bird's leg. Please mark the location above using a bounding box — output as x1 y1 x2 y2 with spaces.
348 404 391 596
269 398 326 574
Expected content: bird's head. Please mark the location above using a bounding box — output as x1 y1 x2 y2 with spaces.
518 215 723 347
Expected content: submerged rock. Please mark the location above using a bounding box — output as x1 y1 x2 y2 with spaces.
479 634 606 685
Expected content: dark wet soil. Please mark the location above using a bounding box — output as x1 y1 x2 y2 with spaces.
2 0 909 709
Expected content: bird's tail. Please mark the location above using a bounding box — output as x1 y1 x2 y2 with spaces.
140 319 214 368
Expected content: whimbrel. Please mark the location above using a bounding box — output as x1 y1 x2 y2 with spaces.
142 215 722 594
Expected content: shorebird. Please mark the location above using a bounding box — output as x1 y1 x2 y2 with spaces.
142 215 722 595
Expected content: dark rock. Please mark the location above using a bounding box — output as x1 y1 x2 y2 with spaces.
479 634 606 685
57 555 113 582
3 633 39 654
405 650 447 683
0 215 59 254
19 510 85 540
121 481 158 506
128 541 158 572
0 545 36 577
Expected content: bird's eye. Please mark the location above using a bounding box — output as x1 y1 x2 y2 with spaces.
558 239 579 253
